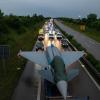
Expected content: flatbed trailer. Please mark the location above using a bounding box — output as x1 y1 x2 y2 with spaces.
43 80 89 100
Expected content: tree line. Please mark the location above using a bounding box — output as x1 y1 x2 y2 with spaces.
59 13 100 31
0 9 44 36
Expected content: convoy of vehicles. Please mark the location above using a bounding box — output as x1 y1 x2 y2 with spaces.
38 29 44 41
38 34 44 41
48 33 55 40
35 40 44 51
61 39 69 48
56 32 62 39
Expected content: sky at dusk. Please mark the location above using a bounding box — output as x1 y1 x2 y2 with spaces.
0 0 100 18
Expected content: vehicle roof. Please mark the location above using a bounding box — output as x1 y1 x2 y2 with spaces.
57 32 61 34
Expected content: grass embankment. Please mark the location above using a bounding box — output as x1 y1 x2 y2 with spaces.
0 22 44 100
62 21 100 42
55 23 100 73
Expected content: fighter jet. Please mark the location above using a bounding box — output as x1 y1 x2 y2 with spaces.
18 45 85 100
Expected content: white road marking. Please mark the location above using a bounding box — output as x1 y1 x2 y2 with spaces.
37 79 41 100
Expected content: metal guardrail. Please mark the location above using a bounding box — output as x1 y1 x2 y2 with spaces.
45 96 89 100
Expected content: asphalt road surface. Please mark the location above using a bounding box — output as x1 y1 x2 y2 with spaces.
11 61 41 100
68 61 100 100
54 20 100 61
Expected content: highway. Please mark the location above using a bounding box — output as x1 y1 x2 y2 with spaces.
12 21 100 100
54 19 100 61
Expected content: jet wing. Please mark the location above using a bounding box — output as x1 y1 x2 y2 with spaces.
67 69 79 81
18 51 48 66
39 68 54 83
61 51 85 68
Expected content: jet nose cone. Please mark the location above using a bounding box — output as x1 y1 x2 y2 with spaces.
57 80 67 100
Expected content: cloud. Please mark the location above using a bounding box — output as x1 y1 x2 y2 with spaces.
0 0 100 17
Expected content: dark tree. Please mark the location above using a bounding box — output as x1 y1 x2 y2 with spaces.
0 9 4 17
87 14 97 24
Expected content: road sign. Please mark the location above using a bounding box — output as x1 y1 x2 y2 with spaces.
0 45 10 59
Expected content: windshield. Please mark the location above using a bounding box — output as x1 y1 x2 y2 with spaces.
57 34 62 36
49 34 54 36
